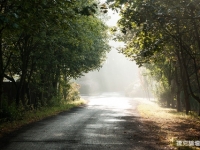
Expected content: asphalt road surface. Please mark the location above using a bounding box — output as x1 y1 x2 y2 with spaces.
0 93 163 150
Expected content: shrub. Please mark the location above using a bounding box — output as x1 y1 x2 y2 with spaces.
0 98 24 122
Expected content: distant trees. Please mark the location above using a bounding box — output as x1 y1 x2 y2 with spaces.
107 0 200 115
0 0 110 110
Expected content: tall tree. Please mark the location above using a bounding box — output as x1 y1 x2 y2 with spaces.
0 0 110 108
107 0 200 115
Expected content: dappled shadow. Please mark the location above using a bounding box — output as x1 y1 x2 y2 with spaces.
136 99 200 150
163 118 200 140
0 98 172 150
117 115 170 150
0 106 84 148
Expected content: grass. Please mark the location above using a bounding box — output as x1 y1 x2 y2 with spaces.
0 99 86 138
137 100 200 150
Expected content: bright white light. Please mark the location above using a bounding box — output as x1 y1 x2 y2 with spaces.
106 9 120 26
100 0 120 27
109 40 125 48
88 96 132 110
102 4 124 48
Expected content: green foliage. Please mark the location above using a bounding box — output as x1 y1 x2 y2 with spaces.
48 95 63 107
66 82 80 101
108 0 200 115
158 89 171 105
0 98 24 122
0 99 85 137
0 0 110 113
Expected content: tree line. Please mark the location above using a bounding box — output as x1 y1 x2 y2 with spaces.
0 0 110 115
108 0 200 116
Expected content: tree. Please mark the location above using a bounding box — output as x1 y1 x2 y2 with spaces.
0 0 110 109
107 0 200 115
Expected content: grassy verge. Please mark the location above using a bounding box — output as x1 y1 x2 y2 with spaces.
137 100 200 150
0 99 86 138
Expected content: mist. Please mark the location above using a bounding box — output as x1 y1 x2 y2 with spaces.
76 49 147 97
75 1 143 97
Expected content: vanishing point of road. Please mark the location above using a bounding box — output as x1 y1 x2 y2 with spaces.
0 93 165 150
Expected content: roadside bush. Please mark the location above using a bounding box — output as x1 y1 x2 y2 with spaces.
0 82 81 122
158 89 171 106
0 98 24 122
46 82 80 106
66 82 80 101
48 95 63 107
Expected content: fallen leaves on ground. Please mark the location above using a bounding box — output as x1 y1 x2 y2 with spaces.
137 100 200 150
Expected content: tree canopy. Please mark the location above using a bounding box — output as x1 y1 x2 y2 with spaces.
107 0 200 115
0 0 110 108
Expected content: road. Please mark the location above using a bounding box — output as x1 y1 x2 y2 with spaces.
0 93 163 150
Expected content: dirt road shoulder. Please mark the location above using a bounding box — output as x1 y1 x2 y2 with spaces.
137 99 200 150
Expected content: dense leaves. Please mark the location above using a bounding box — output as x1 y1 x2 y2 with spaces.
0 0 110 110
107 0 200 115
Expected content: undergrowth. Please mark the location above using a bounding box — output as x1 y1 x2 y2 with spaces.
137 100 200 150
0 99 85 138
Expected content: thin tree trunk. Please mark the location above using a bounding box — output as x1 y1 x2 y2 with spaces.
177 90 181 112
175 64 182 112
0 33 3 109
176 19 191 114
176 50 191 114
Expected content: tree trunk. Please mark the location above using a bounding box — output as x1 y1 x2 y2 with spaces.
0 33 3 109
174 62 182 112
184 88 190 115
179 58 191 114
176 90 181 112
176 19 191 114
170 79 175 108
198 103 200 116
167 98 170 108
176 49 191 114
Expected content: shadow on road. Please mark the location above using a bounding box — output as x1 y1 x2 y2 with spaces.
0 96 171 150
